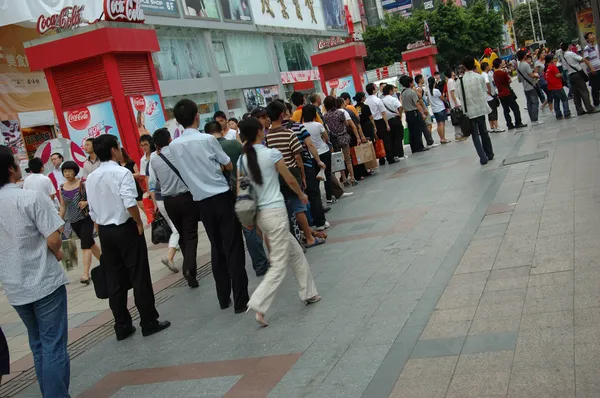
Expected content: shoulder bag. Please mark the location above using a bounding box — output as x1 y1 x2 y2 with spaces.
564 55 589 83
157 153 188 187
516 65 544 96
234 155 257 226
457 77 473 138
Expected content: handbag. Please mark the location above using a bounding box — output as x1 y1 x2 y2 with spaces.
91 264 108 299
458 77 473 138
78 181 89 217
564 55 589 82
374 139 386 159
151 211 172 244
234 155 258 226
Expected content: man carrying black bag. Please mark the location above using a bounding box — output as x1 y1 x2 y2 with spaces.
86 134 171 341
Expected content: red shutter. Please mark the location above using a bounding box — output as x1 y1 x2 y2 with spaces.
116 53 156 95
52 57 111 109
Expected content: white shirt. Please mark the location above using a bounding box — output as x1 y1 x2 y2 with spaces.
365 94 386 120
303 121 329 155
169 128 231 201
51 167 66 188
447 78 461 108
429 88 446 113
382 95 402 119
338 109 351 121
563 51 584 74
482 72 494 101
85 161 138 226
456 71 492 119
23 173 56 199
224 129 238 141
139 155 150 176
0 184 67 306
238 145 285 210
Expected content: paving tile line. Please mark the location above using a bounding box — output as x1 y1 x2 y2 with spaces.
362 133 526 398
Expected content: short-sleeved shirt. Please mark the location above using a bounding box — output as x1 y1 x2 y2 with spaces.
291 106 323 124
22 173 55 198
400 88 419 111
364 95 386 120
482 72 494 101
447 78 461 108
285 120 313 169
303 121 329 155
322 110 350 147
494 69 512 98
429 88 446 113
382 95 402 119
82 157 100 179
217 137 243 191
518 61 535 91
0 184 67 306
545 63 563 91
583 44 600 73
238 145 285 210
265 125 302 168
563 51 583 74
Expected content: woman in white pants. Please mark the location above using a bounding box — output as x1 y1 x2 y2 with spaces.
238 117 321 327
150 175 180 273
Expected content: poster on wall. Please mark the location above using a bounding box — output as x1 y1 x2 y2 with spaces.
63 101 121 151
249 0 325 30
1 120 25 157
322 0 346 30
243 86 280 110
130 94 167 137
220 0 252 21
325 75 356 99
382 0 412 16
577 8 595 38
181 0 220 19
139 0 180 16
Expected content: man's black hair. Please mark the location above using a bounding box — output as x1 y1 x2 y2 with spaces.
51 152 64 161
204 121 222 134
85 137 95 144
463 56 476 71
585 32 594 41
399 75 413 88
174 99 198 128
366 83 376 95
340 92 351 101
93 134 119 162
493 58 502 69
229 117 238 124
290 92 305 107
250 107 267 118
213 110 227 120
481 61 489 71
266 101 286 122
153 128 171 149
383 84 395 96
28 157 44 173
516 49 527 61
0 146 17 188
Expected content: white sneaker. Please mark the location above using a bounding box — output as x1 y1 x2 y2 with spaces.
316 221 330 231
340 192 354 198
428 143 440 148
398 156 408 160
532 120 544 125
495 128 506 132
326 198 338 204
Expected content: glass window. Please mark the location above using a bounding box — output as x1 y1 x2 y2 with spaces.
225 89 246 120
274 36 314 72
211 32 273 76
153 28 211 81
163 92 218 132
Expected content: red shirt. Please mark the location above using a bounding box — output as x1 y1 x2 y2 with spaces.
493 69 512 98
545 63 563 90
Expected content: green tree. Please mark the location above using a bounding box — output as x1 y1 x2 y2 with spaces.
513 0 578 48
363 0 504 71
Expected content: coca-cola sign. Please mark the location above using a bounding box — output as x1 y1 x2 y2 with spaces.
317 36 348 51
36 5 87 34
132 95 146 112
104 0 146 23
67 107 91 131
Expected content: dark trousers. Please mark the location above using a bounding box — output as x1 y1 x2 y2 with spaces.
375 118 394 163
196 191 249 312
98 219 159 334
470 116 494 164
320 150 334 200
420 118 434 146
550 89 571 118
307 163 326 227
164 192 199 280
499 95 522 127
405 110 425 152
569 72 594 114
388 117 405 159
590 71 600 106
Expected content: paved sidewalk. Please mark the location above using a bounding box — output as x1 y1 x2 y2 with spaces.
6 101 600 397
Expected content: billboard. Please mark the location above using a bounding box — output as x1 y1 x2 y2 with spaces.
250 0 325 30
181 0 220 19
382 0 412 15
129 94 167 137
63 101 121 151
325 75 356 99
578 8 595 38
322 0 346 29
221 0 252 21
243 86 280 110
139 0 180 16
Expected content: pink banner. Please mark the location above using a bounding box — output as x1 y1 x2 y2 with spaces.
281 70 320 84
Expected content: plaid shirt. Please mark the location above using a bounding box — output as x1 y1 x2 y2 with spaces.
456 71 492 119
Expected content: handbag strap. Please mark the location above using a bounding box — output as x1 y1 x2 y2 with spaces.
158 152 188 188
459 77 468 114
382 99 399 116
516 64 536 88
563 54 582 74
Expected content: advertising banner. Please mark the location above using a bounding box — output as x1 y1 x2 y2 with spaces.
325 75 356 99
181 0 220 19
129 94 166 137
382 0 412 15
221 0 252 21
281 70 320 84
243 86 280 110
139 0 180 16
250 0 325 30
63 101 121 151
0 120 25 157
577 8 595 38
322 0 346 29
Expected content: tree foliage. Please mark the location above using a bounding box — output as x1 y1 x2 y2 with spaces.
513 0 578 49
363 0 504 72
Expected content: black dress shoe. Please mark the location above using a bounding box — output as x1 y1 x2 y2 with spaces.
323 206 331 213
116 326 136 341
515 123 528 129
507 125 515 130
142 321 171 337
220 298 232 310
188 277 199 288
234 305 248 314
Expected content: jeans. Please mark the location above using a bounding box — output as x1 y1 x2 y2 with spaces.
243 227 269 276
13 285 70 398
499 95 523 127
305 165 326 227
525 89 539 122
470 116 494 164
550 89 571 117
569 72 594 114
589 71 600 106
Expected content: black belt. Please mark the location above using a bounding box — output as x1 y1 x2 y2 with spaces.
163 191 191 199
99 218 135 228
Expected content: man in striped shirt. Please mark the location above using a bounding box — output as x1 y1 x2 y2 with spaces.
266 101 325 248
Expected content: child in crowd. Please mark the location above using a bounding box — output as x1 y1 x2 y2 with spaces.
545 55 572 120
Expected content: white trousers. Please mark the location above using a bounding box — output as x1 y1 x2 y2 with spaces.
156 200 180 249
248 207 318 314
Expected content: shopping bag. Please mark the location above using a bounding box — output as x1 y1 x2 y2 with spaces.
142 197 155 224
404 127 410 145
316 169 326 181
364 142 379 169
374 139 386 159
350 143 376 165
151 212 172 245
61 239 78 271
331 151 345 172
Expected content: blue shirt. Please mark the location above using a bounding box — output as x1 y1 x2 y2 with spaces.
238 145 285 210
169 128 231 201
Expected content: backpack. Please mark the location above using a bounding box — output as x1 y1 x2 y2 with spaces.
234 155 258 226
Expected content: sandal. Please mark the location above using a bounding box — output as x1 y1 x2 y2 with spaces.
313 231 327 239
305 237 326 248
305 295 322 305
255 312 268 327
80 277 91 285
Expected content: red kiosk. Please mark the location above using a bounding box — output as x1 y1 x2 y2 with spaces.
23 1 163 164
401 42 439 78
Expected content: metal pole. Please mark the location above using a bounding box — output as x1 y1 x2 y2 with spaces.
507 2 518 48
592 0 600 47
534 0 544 44
527 0 537 43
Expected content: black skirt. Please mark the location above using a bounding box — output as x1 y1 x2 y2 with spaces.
0 327 9 375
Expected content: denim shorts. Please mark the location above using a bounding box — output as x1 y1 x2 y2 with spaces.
433 111 448 123
288 195 308 215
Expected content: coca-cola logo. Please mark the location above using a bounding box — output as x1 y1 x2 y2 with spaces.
329 79 340 89
67 107 91 131
104 0 146 23
132 95 146 112
36 5 86 35
318 36 347 51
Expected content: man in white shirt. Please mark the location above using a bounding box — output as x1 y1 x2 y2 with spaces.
214 111 238 141
0 145 69 397
456 56 494 165
365 83 391 165
481 62 504 133
49 152 66 193
171 99 249 314
562 42 598 116
23 157 56 201
86 134 171 341
382 84 406 163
